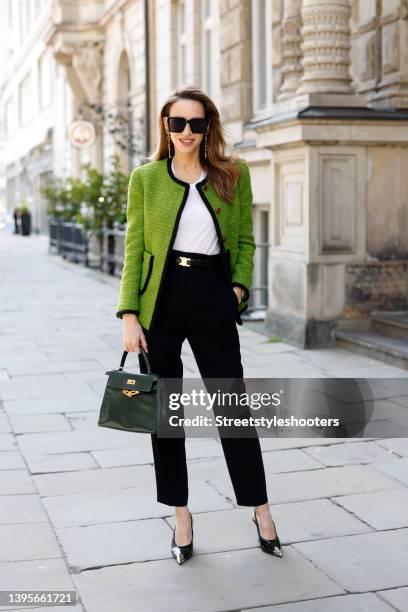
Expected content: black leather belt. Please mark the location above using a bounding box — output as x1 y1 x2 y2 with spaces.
171 251 222 267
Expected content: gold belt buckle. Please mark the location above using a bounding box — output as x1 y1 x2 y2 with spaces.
177 256 191 267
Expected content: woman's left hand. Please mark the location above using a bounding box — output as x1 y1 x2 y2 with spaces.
232 286 244 304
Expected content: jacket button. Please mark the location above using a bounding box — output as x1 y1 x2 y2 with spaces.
215 207 221 214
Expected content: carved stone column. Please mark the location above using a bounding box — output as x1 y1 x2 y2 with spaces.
278 0 303 100
297 0 354 94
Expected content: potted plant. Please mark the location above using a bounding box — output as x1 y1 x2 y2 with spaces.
74 155 129 273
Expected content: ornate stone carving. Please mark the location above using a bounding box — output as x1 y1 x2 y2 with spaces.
278 0 303 100
72 42 104 103
297 0 354 94
53 37 104 105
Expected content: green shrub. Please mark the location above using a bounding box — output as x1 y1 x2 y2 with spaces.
41 153 130 234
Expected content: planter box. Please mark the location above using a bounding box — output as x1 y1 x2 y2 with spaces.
17 213 32 235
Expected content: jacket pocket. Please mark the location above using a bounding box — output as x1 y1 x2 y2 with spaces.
139 251 154 295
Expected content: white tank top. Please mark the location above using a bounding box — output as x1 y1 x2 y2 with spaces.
172 158 221 255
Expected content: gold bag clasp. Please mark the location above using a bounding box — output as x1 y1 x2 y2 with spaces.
122 389 140 397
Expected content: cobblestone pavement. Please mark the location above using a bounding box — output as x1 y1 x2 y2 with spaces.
1 232 408 612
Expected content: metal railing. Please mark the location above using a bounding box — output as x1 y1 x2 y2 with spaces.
48 217 89 265
48 217 126 274
99 221 126 276
48 218 62 254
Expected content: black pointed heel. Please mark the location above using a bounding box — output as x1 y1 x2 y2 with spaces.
252 508 283 558
171 512 194 566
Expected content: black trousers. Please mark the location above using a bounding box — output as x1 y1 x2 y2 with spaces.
138 249 268 507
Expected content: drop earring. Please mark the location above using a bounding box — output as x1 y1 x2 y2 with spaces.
167 132 173 158
204 133 208 159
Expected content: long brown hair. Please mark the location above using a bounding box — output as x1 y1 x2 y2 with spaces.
148 86 244 202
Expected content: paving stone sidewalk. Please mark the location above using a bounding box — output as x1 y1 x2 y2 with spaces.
1 232 408 612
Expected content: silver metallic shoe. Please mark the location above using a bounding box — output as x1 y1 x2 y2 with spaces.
171 512 194 566
252 508 283 557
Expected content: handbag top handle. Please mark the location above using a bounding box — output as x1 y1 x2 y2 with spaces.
119 347 153 374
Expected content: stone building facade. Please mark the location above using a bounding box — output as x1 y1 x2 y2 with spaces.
1 0 408 348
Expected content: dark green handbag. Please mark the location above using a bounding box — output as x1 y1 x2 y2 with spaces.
98 348 163 434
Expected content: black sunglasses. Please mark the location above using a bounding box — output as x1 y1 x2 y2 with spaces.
167 116 209 134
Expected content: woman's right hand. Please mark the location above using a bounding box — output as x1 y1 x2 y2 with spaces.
123 314 148 353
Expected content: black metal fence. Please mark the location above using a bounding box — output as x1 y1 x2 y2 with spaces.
48 217 126 274
100 222 126 277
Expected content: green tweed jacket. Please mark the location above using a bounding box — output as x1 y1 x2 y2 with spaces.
116 156 256 331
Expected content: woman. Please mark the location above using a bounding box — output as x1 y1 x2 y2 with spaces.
116 86 282 565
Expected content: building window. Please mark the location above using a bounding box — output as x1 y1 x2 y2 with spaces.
5 97 13 138
26 0 31 30
201 0 220 98
251 0 272 113
8 0 13 28
19 72 33 126
39 52 52 109
253 207 270 311
177 0 188 84
18 0 23 44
